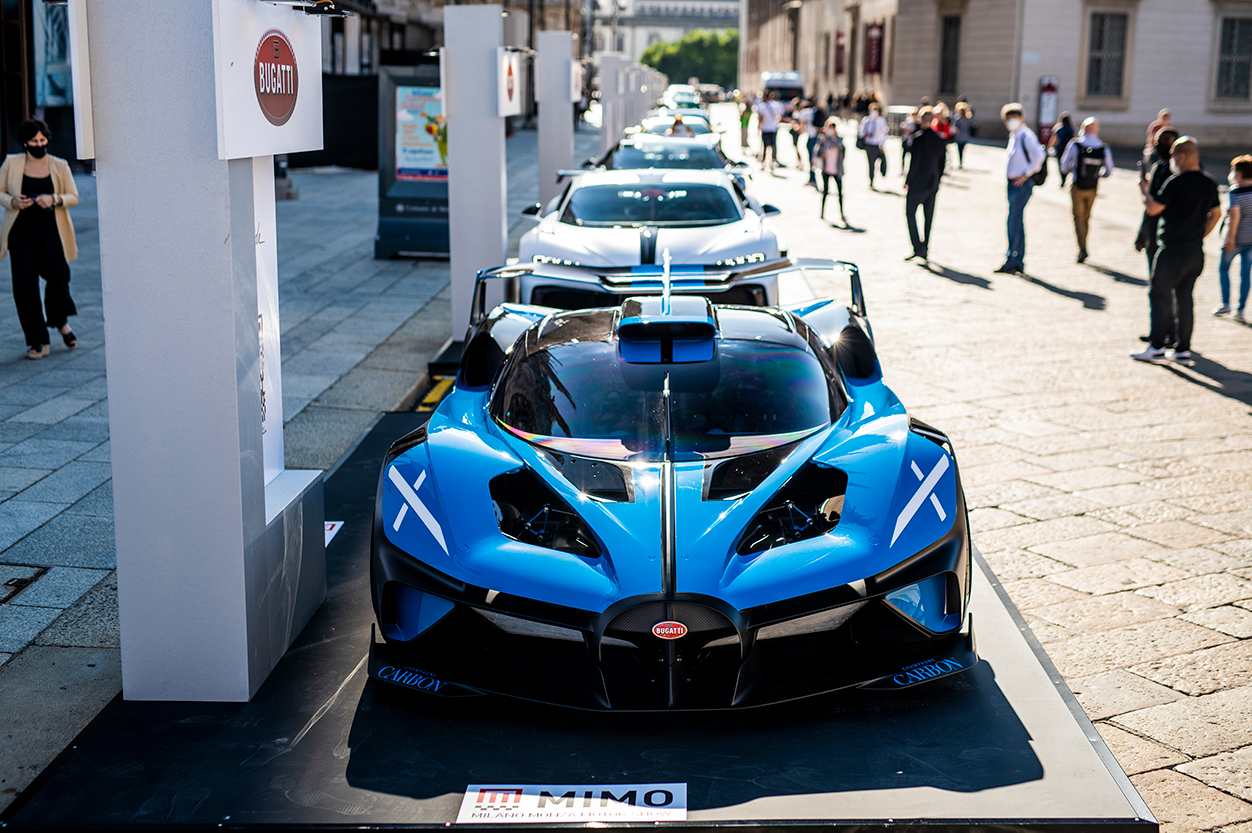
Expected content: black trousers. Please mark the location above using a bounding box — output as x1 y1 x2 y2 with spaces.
864 145 886 183
1149 243 1204 351
9 232 75 348
905 187 937 257
820 172 844 219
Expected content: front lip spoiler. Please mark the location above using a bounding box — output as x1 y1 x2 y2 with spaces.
366 613 978 711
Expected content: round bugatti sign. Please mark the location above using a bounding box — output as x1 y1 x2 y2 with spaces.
652 621 687 640
254 29 299 126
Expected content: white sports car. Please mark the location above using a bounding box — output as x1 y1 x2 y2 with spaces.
519 170 786 274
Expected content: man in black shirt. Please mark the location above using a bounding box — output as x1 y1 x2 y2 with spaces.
903 108 947 261
1133 137 1221 362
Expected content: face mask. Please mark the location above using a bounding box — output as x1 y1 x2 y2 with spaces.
1230 172 1239 187
1006 118 1023 131
1170 160 1180 175
25 144 47 159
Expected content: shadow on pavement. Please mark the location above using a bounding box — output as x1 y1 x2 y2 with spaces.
923 262 992 289
1162 354 1252 407
1084 263 1148 287
829 221 866 233
1018 272 1107 310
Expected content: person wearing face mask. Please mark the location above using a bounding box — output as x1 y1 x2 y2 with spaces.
1133 137 1222 362
815 119 846 225
995 104 1045 275
856 103 888 189
0 119 80 360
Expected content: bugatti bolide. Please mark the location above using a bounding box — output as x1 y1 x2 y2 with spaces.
369 260 977 709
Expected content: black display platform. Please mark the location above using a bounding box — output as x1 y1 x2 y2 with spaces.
3 413 1156 831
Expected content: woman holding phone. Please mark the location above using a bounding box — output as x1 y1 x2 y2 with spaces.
0 119 80 359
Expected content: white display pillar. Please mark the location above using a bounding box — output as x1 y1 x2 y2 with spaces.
599 54 624 156
88 1 325 701
537 31 576 207
445 5 508 342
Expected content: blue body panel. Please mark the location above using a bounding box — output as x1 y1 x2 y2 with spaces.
382 352 960 616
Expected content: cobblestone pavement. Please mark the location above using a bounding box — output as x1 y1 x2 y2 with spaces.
0 126 600 809
723 104 1252 831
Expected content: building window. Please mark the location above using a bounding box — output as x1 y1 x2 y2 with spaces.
1216 17 1252 100
1086 12 1127 97
939 15 959 93
822 32 831 78
647 32 661 45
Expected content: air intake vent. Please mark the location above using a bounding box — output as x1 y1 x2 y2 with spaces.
736 463 848 555
490 469 603 558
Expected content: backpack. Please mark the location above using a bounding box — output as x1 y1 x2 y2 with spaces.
1075 143 1105 189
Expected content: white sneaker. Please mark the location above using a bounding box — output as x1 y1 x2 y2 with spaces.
1236 308 1247 322
1171 350 1193 362
1130 346 1167 361
1213 304 1232 315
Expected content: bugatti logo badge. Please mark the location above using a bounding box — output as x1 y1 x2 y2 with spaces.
254 29 298 126
890 455 951 546
652 621 687 639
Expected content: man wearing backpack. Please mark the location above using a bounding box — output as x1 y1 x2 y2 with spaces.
1060 117 1115 263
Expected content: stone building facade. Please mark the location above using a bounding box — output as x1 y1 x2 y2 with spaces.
740 0 1252 146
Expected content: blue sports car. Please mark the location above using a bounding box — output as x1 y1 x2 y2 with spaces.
369 260 976 709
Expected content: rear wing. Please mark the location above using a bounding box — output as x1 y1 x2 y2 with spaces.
469 257 866 326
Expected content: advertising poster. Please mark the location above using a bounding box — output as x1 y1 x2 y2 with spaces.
396 85 448 181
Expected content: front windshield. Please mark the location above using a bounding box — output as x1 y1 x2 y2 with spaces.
492 340 833 461
560 183 742 227
643 120 712 135
612 144 724 170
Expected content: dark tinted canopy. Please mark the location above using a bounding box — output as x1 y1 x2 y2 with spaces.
492 339 835 461
611 143 725 171
560 183 742 227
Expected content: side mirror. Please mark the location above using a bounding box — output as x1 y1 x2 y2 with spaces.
761 204 782 217
522 203 542 217
582 157 598 169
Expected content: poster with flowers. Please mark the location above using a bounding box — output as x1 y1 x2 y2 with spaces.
396 85 447 181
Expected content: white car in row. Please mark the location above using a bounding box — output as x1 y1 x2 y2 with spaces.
519 170 786 278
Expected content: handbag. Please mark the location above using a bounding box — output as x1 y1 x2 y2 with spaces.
855 136 867 151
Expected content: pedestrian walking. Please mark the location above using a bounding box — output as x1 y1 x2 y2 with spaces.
899 108 918 174
1049 113 1075 187
1058 117 1114 263
857 103 888 189
666 113 696 137
1135 128 1180 276
0 119 79 360
952 102 974 168
1143 108 1172 171
739 99 752 153
903 108 946 261
789 99 806 165
815 119 846 225
756 91 785 169
1215 154 1252 320
995 104 1045 274
1133 137 1222 362
793 99 817 184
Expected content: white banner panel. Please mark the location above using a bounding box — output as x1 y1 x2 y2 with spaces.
251 156 284 484
457 784 686 824
212 0 323 160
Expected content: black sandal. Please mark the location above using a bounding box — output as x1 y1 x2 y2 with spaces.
61 328 77 349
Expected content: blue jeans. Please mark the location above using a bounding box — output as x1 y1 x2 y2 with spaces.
1005 179 1034 268
1219 244 1252 309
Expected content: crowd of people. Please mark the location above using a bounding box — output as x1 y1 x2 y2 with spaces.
732 89 1247 365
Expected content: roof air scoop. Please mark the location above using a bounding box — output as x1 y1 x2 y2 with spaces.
617 251 718 363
